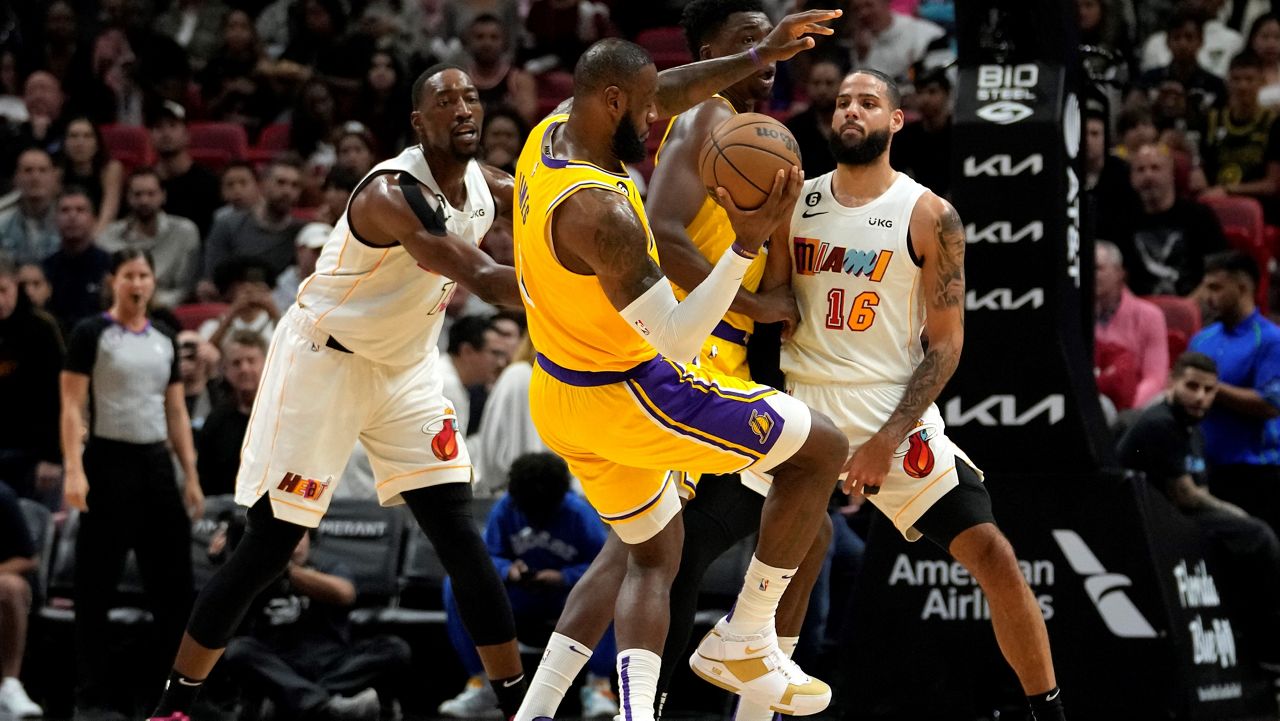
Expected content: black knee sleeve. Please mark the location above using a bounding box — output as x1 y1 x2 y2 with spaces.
914 462 996 551
187 496 307 649
403 483 516 646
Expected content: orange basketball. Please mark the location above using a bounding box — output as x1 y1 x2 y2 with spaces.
699 113 802 211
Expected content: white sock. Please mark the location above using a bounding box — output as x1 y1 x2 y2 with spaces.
733 636 800 721
617 648 661 721
725 555 796 634
514 632 593 721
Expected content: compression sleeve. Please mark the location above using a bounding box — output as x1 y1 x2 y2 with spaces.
618 249 753 363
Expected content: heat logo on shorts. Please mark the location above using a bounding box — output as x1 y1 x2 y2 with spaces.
749 409 775 445
430 418 460 461
277 472 330 501
792 237 893 279
894 422 936 479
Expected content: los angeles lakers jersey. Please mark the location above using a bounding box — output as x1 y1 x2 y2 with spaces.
781 172 929 386
295 146 495 367
514 114 660 372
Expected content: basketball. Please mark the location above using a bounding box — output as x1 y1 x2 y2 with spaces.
699 113 802 210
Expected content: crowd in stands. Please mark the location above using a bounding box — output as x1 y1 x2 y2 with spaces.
2 0 1280 718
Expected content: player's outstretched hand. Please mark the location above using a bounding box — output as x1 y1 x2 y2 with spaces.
757 8 842 63
841 431 896 497
712 166 804 253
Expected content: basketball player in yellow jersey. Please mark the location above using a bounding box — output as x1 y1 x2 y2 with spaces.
513 22 848 721
762 70 1068 721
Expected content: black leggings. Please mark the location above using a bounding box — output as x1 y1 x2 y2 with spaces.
188 483 515 649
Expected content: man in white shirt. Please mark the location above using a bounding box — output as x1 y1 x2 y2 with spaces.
271 222 329 312
847 0 945 82
1141 0 1242 78
441 314 506 434
99 168 201 307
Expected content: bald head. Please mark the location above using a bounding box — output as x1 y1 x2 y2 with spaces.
573 39 655 97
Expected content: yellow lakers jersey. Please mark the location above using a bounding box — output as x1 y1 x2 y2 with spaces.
514 114 660 372
655 95 767 378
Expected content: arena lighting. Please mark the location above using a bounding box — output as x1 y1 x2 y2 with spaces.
842 2 1275 720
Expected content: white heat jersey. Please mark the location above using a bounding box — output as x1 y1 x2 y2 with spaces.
295 146 495 367
781 172 929 386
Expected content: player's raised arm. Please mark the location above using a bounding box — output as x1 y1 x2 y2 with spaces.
552 169 800 362
349 174 521 308
842 192 965 493
650 108 797 325
653 8 840 119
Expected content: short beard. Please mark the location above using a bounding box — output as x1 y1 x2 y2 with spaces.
451 142 478 163
612 117 647 165
829 127 890 166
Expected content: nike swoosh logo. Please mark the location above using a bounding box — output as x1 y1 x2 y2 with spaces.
781 574 794 579
177 677 203 687
503 675 525 688
1047 689 1060 701
744 644 770 655
568 645 591 658
802 210 828 218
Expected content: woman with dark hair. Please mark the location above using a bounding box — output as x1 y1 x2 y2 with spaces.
199 9 276 137
60 248 201 718
1248 13 1280 108
334 121 378 176
480 105 529 176
59 117 124 235
289 79 338 206
356 49 410 151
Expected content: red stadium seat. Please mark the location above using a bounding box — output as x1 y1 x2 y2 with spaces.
188 122 249 160
1200 195 1271 306
535 72 574 119
172 302 229 331
636 27 692 70
100 124 155 170
1166 328 1189 364
189 148 234 172
1143 294 1202 340
248 122 291 164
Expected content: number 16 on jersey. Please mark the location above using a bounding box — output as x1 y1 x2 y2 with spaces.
826 289 880 332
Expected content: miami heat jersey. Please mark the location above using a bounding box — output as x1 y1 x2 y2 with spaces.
514 113 660 372
295 146 495 367
781 172 929 386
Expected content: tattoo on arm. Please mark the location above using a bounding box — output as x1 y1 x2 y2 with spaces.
930 202 966 312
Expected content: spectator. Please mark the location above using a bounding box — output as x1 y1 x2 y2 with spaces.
198 9 276 138
1078 0 1131 59
61 248 201 718
215 160 262 225
1137 6 1227 123
43 189 111 334
1122 143 1226 295
1247 13 1280 108
524 0 613 73
281 0 369 82
17 262 52 310
312 165 359 228
473 337 549 495
273 222 330 311
86 28 146 127
15 71 67 165
289 79 339 205
201 257 280 350
846 0 946 83
1199 52 1280 216
356 50 411 153
0 149 60 264
442 315 506 435
786 55 843 177
1114 106 1159 159
222 530 410 721
19 1 93 104
334 122 378 177
465 14 537 125
0 255 63 502
1117 351 1280 663
177 330 219 432
480 106 529 176
1190 250 1280 536
155 0 231 73
360 0 466 71
197 330 265 496
439 453 616 719
149 100 222 237
203 157 304 283
0 47 24 126
58 117 123 236
1095 241 1170 409
0 481 40 718
1085 104 1142 243
1141 0 1242 78
99 168 201 308
890 67 952 196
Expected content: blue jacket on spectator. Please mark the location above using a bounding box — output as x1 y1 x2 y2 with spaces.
484 492 606 588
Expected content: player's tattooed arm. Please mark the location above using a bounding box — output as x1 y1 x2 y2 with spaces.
552 189 666 309
882 194 966 441
653 8 841 118
349 175 521 307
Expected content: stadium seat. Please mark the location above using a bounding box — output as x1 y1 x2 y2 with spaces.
312 498 406 602
636 27 692 70
39 510 152 625
188 121 248 170
1144 294 1201 340
18 499 54 606
535 71 574 119
1200 195 1271 306
249 122 291 164
100 124 155 170
173 302 228 331
1167 328 1189 363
